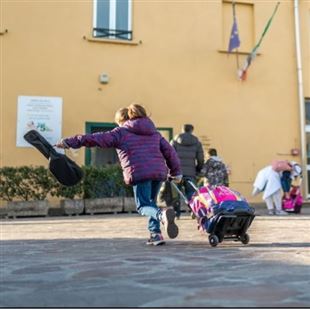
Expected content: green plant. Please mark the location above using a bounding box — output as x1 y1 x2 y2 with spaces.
0 164 133 201
51 181 83 200
0 166 53 201
83 164 132 199
0 167 18 201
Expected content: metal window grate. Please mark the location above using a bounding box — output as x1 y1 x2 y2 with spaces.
93 27 132 40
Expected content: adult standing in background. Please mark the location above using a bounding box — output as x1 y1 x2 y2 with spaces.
171 124 204 219
252 163 288 215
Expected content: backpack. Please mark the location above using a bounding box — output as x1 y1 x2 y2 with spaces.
189 185 247 219
271 160 292 172
24 130 83 186
204 158 228 186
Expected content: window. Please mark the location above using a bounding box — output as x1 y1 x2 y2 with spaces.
157 128 173 142
93 0 132 40
222 0 254 52
85 122 119 166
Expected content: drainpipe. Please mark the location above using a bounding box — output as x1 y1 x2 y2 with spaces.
293 0 307 197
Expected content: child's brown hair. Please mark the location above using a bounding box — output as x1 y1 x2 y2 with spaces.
115 107 129 125
127 103 147 119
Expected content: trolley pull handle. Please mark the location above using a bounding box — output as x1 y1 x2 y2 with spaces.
186 180 199 191
169 181 189 205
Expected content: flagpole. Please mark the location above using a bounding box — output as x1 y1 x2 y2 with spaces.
236 48 240 71
232 1 240 73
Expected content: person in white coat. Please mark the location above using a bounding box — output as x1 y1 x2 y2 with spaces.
253 165 288 215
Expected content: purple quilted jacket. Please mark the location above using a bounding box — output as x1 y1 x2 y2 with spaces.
63 117 181 185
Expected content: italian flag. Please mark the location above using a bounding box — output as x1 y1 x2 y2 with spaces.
238 2 280 81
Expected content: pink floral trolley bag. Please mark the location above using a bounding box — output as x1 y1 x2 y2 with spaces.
280 162 303 214
282 185 303 213
170 180 255 247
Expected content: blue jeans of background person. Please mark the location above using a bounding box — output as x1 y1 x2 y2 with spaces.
281 170 292 193
132 180 162 234
174 176 196 217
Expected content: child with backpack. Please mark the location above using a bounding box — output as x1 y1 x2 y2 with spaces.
201 148 229 187
56 104 182 246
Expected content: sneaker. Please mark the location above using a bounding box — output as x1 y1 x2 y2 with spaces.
161 207 179 239
268 210 275 215
275 210 288 215
146 233 165 246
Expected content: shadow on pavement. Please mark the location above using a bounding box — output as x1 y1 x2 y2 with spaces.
247 242 310 248
1 237 310 307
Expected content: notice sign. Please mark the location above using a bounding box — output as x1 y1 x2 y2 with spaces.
16 96 63 147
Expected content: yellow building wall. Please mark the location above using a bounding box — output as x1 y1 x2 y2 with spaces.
1 0 309 202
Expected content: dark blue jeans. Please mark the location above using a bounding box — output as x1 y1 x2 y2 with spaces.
132 180 162 234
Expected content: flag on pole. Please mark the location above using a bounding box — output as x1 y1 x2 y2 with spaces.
238 2 280 81
228 1 240 53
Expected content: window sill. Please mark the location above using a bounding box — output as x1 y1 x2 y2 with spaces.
0 29 8 36
218 49 261 56
222 0 254 4
83 35 142 46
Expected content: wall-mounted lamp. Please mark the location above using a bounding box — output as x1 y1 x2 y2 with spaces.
291 148 300 156
99 73 109 84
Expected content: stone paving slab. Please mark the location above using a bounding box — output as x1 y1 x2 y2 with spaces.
0 214 310 308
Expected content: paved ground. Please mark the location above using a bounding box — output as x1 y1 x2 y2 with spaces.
1 211 310 308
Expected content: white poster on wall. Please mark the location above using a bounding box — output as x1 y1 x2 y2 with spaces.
16 96 63 147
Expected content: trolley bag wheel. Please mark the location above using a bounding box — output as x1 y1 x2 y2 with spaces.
218 233 224 243
294 205 302 214
209 234 219 247
240 233 250 245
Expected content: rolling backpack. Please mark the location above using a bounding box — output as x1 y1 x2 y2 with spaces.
189 185 251 219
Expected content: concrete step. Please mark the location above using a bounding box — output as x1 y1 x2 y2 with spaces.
250 202 310 215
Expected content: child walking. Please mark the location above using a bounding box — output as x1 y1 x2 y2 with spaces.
56 104 182 245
